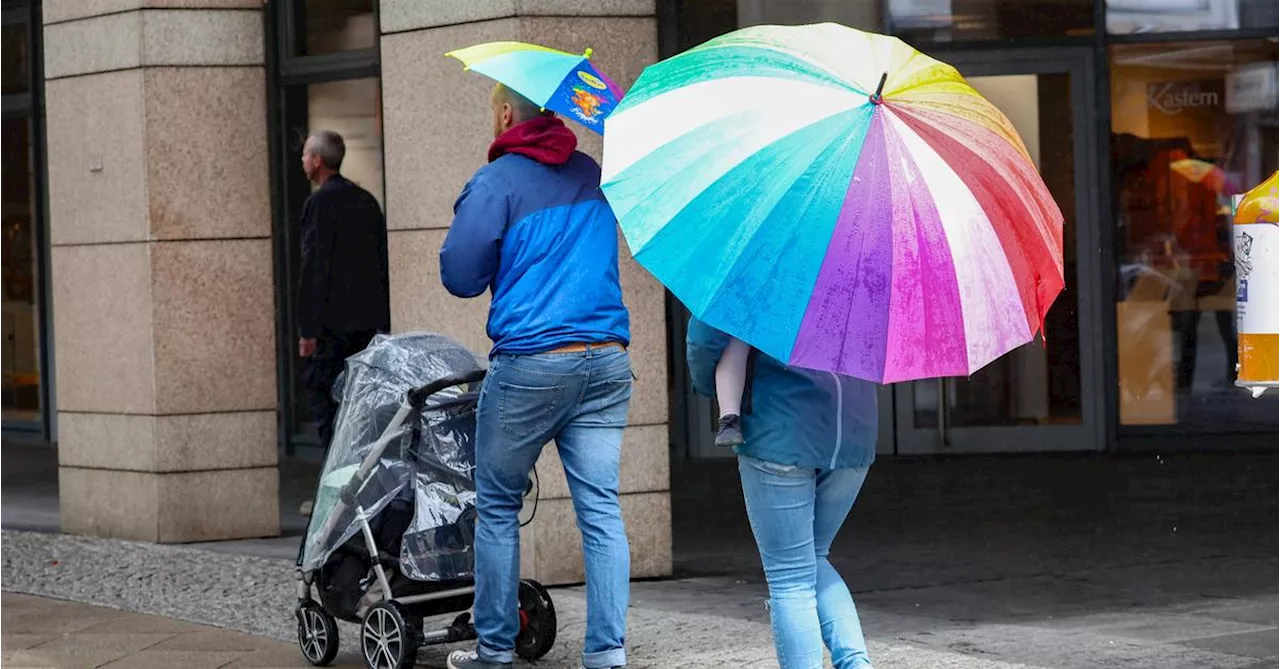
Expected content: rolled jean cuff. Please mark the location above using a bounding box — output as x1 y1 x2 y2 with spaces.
583 647 626 668
478 644 514 665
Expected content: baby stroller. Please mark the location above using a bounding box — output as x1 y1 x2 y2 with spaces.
294 333 556 669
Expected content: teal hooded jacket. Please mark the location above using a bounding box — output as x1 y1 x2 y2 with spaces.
686 318 878 470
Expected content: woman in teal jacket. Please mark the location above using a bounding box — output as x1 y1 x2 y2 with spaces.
686 318 878 669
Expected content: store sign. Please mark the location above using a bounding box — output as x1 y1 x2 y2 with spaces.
1147 81 1220 115
1225 63 1278 114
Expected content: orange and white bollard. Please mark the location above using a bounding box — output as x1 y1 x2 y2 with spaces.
1233 171 1279 398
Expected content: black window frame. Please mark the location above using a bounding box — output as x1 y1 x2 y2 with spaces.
264 0 383 458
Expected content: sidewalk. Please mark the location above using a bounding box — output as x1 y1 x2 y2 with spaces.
4 448 1276 668
4 531 1046 669
4 528 1277 669
2 593 322 668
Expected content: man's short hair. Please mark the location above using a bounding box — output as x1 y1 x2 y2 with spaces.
494 84 549 123
308 130 345 171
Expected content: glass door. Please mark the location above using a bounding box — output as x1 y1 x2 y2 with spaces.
894 47 1107 454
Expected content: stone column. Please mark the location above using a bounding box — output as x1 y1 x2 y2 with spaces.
43 2 278 542
379 1 671 583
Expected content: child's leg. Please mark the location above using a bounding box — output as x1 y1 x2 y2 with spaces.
715 337 751 418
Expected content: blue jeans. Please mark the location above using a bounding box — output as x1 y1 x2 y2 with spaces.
474 346 632 668
738 455 873 669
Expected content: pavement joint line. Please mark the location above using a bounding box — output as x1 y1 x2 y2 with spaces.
852 552 1273 595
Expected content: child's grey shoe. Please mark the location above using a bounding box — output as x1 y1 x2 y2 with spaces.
715 414 744 447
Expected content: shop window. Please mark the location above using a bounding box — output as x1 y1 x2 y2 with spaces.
2 6 43 428
1110 40 1278 429
887 0 1094 42
295 0 376 56
1 118 41 424
1107 0 1278 35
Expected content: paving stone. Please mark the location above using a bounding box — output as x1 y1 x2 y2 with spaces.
147 628 282 652
0 633 57 650
99 650 250 668
1183 630 1280 660
1098 616 1272 643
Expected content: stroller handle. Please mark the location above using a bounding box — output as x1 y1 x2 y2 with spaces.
406 368 488 407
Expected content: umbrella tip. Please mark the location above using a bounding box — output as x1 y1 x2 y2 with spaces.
870 71 888 105
584 47 594 58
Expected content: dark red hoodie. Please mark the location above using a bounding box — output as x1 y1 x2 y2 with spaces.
488 116 578 165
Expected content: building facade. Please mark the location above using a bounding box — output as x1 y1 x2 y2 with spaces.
3 0 1276 583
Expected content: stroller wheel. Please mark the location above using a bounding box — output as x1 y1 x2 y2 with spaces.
515 579 557 661
296 601 339 666
361 601 419 669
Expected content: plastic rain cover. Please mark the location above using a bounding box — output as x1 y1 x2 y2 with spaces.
299 332 485 582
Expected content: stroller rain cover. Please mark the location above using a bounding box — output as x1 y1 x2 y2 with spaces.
299 332 485 582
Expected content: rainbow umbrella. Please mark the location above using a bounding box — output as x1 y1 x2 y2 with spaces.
1170 158 1240 195
601 23 1065 383
446 41 623 134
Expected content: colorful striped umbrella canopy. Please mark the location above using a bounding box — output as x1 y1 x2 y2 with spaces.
446 41 624 134
1170 158 1240 195
601 23 1065 383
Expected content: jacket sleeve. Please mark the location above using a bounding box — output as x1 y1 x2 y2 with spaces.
440 175 506 299
686 317 730 398
296 196 336 339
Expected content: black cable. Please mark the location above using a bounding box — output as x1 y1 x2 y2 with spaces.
519 466 539 528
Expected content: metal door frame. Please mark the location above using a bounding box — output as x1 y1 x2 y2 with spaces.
893 46 1108 455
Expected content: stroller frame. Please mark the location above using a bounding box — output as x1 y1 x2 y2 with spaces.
294 370 556 669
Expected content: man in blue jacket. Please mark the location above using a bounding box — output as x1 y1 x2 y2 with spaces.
441 84 632 669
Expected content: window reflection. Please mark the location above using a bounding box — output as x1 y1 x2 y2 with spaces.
1 22 30 95
1 118 41 423
1111 40 1278 427
300 0 376 56
887 0 1094 41
737 0 880 30
1107 0 1277 35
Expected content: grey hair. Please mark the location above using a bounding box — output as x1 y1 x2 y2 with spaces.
493 83 549 123
307 130 345 171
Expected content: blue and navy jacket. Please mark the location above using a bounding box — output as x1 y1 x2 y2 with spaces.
440 150 630 356
687 318 878 470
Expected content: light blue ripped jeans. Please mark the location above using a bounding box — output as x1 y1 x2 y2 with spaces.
738 454 873 669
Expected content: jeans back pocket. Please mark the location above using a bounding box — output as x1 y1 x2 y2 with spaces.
498 381 567 438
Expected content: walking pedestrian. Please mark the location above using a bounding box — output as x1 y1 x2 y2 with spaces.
440 84 632 669
686 317 879 669
296 130 390 514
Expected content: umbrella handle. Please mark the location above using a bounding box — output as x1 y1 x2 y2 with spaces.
870 72 888 105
